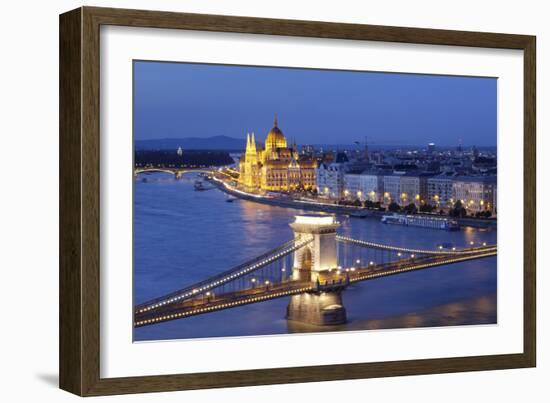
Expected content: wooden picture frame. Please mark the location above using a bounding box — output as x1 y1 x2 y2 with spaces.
59 6 536 396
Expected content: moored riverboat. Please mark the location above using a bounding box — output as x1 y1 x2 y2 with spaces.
381 213 459 231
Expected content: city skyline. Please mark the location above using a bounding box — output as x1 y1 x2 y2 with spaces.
134 61 497 147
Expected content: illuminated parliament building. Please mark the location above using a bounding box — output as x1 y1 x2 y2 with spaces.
239 115 316 192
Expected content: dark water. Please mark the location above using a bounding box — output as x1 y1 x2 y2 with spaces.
133 173 497 341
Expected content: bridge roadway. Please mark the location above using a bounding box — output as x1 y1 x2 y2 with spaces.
134 246 496 327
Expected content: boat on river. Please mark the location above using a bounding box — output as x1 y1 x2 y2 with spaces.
381 213 459 231
194 180 207 191
349 211 370 218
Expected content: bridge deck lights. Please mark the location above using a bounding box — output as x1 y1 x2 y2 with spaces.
135 236 496 325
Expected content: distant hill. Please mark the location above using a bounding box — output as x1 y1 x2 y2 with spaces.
135 136 248 151
135 136 495 152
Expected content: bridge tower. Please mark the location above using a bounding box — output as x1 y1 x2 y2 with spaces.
287 215 347 326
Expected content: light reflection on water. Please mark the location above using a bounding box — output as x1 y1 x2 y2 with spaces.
133 173 497 341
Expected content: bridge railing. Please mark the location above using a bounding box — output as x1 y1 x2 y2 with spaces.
136 236 313 313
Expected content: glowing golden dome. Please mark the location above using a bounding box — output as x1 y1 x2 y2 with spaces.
265 113 287 151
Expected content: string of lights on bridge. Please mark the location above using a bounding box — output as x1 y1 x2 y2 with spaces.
136 235 314 314
349 250 498 283
134 285 315 327
137 235 495 314
134 168 235 178
134 249 497 327
336 235 494 255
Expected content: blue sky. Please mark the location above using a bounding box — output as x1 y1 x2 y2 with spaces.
134 61 497 147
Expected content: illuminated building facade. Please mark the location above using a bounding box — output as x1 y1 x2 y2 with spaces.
359 170 386 202
239 115 316 191
383 173 404 205
316 152 350 199
452 176 497 213
428 175 454 208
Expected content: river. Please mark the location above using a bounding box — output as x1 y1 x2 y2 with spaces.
133 173 497 341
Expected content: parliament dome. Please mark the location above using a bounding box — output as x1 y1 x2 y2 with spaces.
265 114 287 150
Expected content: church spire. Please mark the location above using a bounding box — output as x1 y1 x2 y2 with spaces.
250 132 257 152
245 132 252 154
273 113 278 127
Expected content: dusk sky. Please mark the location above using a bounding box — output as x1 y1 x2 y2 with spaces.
134 61 497 147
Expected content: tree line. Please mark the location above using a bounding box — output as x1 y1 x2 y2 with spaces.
135 150 234 168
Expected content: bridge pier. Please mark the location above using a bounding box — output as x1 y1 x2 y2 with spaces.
287 215 347 325
287 290 347 325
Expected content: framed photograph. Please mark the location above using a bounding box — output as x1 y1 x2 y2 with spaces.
59 6 536 396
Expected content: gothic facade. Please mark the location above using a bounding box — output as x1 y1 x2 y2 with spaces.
239 115 316 192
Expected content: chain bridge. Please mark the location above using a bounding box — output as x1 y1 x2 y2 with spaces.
134 215 496 327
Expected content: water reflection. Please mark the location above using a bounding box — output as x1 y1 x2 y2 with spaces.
286 294 496 334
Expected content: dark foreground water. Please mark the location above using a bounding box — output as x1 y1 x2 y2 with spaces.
133 173 497 341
